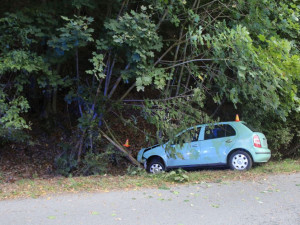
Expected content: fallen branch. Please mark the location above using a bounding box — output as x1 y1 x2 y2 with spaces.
100 130 142 168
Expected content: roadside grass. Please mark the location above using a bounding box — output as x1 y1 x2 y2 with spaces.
0 172 4 184
0 159 299 200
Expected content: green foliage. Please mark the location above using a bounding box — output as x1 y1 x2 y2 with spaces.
103 9 164 89
79 146 126 176
0 12 42 51
136 67 170 91
0 91 30 130
0 50 64 91
0 11 65 141
79 151 108 176
55 143 78 177
126 165 147 176
71 0 95 10
243 107 300 159
0 50 47 75
105 8 162 54
55 142 126 176
163 169 189 183
211 24 300 118
207 0 300 158
77 112 99 130
48 15 94 51
237 0 299 42
85 51 106 80
149 0 187 27
143 88 211 142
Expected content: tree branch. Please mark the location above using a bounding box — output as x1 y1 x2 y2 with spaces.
99 130 142 167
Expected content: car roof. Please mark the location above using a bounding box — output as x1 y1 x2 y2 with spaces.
177 121 248 136
193 121 245 127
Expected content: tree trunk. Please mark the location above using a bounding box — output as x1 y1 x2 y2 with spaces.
176 41 188 96
75 47 83 116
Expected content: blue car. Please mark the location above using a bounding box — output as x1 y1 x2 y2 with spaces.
137 121 271 173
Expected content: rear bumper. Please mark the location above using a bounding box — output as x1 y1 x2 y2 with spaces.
252 149 271 162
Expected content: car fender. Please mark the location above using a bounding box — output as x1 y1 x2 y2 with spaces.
226 147 254 162
143 147 168 167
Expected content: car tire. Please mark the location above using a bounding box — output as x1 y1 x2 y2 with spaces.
147 158 165 174
229 150 252 171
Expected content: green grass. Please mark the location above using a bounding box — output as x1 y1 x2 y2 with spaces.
0 159 299 200
0 172 4 184
252 159 300 173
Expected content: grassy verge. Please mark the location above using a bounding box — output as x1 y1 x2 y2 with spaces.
0 159 299 200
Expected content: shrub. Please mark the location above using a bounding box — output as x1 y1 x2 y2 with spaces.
163 169 189 183
55 143 127 176
126 165 146 176
54 143 78 177
79 151 108 176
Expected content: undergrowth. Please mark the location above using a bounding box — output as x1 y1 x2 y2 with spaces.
0 159 300 200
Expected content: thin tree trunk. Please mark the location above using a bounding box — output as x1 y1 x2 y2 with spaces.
77 130 86 162
156 7 169 30
175 41 188 96
52 64 61 114
154 39 187 67
104 54 111 96
104 56 115 96
75 47 82 116
185 72 191 91
165 26 185 95
211 97 225 118
108 63 130 99
120 82 136 101
52 88 57 114
117 0 129 20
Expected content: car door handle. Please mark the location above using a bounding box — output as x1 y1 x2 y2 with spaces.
191 144 198 147
226 139 232 143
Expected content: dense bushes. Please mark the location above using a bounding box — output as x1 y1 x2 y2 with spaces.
55 143 126 176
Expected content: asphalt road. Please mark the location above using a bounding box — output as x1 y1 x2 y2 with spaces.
1 173 300 225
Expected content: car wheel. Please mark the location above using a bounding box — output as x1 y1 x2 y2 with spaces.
147 158 165 174
229 151 252 171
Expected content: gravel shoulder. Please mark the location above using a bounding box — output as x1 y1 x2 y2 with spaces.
1 173 300 225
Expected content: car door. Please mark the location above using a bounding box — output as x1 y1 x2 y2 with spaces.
200 124 237 164
167 127 202 167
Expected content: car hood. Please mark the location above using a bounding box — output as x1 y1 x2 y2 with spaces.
137 144 161 162
142 144 160 153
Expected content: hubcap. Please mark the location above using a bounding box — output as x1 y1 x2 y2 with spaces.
232 154 248 170
149 163 163 173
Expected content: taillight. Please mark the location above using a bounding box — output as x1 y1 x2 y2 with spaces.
253 135 261 148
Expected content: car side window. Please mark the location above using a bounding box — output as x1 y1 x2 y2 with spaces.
205 124 236 140
205 125 225 140
225 124 236 137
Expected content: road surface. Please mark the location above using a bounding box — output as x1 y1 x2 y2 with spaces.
1 173 300 225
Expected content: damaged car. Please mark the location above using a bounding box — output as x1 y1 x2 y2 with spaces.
137 119 271 173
